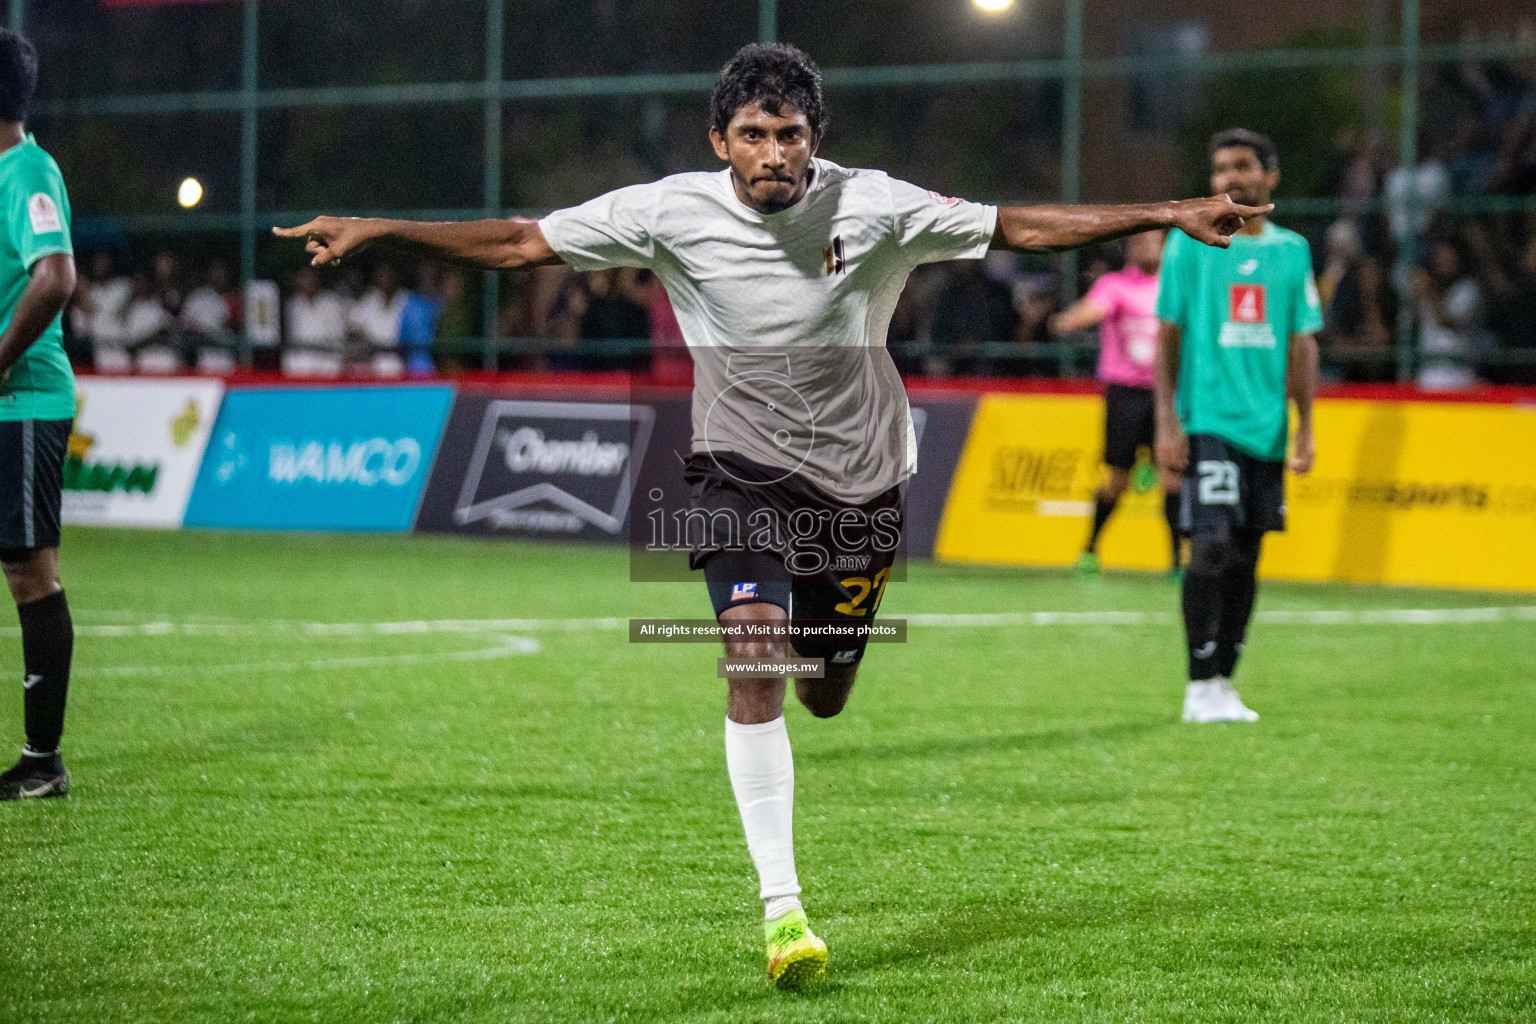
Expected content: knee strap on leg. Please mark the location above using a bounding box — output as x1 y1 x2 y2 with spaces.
1190 531 1260 578
1228 529 1262 577
1188 532 1232 578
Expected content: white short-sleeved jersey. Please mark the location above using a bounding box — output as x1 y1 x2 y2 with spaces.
539 158 997 503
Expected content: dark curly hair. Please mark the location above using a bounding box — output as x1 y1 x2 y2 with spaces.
1209 127 1278 172
709 43 827 138
0 29 37 123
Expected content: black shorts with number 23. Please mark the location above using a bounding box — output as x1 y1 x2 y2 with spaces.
1179 433 1286 536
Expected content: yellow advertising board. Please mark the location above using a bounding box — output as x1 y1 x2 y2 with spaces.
934 393 1536 592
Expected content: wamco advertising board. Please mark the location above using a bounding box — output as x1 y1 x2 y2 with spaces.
184 385 453 531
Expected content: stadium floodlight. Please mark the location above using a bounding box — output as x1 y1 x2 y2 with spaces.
972 0 1014 11
177 177 204 208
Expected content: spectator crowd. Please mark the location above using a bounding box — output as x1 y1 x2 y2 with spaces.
71 251 244 375
1315 40 1536 386
69 251 472 379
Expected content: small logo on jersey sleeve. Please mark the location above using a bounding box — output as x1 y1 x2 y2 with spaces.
822 236 846 275
927 190 963 207
28 193 62 235
731 583 758 601
1229 284 1266 323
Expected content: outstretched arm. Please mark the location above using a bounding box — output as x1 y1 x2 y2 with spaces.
273 216 563 270
1048 296 1109 336
992 195 1272 253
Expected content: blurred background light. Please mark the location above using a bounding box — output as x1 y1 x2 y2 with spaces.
177 176 203 208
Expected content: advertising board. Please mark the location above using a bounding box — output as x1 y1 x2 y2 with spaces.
184 385 453 531
934 393 1536 591
416 394 657 544
62 377 225 528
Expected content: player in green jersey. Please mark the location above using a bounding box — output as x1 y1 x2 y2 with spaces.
0 30 78 800
1153 128 1322 724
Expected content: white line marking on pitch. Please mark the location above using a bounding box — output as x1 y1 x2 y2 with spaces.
71 634 541 680
7 606 1534 641
906 607 1536 627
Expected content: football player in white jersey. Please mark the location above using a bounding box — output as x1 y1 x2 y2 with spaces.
277 43 1269 990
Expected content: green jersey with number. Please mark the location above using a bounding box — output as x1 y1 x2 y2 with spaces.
1154 222 1322 462
0 134 74 422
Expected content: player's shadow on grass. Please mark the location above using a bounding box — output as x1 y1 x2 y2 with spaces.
840 891 1190 980
808 719 1165 765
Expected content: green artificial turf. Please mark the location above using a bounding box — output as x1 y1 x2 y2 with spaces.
1 527 1532 1023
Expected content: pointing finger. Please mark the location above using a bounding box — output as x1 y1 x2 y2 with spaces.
272 221 318 239
1234 203 1275 218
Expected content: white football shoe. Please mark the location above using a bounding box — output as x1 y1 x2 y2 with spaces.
1182 678 1259 723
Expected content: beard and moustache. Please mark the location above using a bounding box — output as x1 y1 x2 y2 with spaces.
744 175 801 214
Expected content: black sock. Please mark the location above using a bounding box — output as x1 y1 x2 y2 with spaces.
1086 494 1117 553
1214 533 1262 679
1181 560 1222 681
1164 492 1184 570
18 590 73 755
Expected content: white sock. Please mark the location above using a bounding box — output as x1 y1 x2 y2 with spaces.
724 716 802 920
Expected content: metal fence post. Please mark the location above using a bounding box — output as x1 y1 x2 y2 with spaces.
1394 0 1420 383
759 0 777 44
239 0 258 360
1058 0 1084 376
483 0 505 370
1366 0 1389 128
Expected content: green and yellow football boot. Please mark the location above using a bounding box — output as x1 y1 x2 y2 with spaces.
765 908 827 990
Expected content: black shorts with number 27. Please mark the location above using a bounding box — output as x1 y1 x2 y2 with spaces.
1179 433 1286 536
684 451 903 667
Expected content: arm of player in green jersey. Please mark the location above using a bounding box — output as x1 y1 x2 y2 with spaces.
272 217 565 270
1287 332 1320 476
991 194 1271 253
0 253 76 383
1152 319 1187 477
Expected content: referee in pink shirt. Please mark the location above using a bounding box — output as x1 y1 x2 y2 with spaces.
1050 229 1184 578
